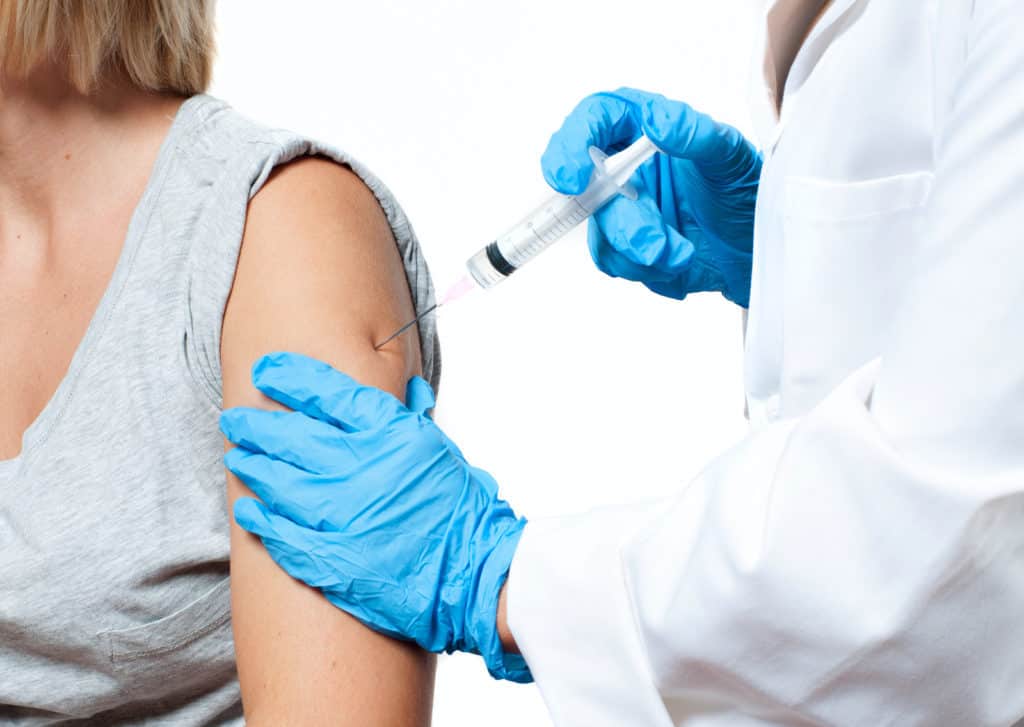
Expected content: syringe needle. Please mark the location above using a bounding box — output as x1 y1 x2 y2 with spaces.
374 274 477 350
374 303 440 350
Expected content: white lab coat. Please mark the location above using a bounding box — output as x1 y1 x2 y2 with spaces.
506 0 1024 724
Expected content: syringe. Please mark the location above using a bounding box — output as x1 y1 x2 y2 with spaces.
375 135 658 349
465 134 657 289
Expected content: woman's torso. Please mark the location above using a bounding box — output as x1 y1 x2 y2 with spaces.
0 94 439 725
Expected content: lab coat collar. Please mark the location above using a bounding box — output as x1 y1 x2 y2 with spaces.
751 0 870 152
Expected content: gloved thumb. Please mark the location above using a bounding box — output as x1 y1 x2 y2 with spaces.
581 87 731 166
405 376 436 417
235 497 309 549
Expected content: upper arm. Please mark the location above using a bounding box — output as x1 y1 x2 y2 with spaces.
221 156 434 724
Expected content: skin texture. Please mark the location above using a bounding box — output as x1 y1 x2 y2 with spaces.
766 0 833 114
221 156 435 724
0 67 183 459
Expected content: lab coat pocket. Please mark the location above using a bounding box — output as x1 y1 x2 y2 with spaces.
98 578 235 697
780 172 933 413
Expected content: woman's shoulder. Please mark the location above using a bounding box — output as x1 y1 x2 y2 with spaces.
178 94 440 401
176 94 412 236
177 94 274 146
173 94 312 189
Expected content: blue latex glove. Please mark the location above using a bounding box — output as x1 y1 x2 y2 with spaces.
220 352 532 683
542 87 762 306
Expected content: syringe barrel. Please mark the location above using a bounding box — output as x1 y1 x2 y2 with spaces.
466 135 657 289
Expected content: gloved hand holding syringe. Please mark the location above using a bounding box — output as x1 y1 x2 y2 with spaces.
375 134 658 349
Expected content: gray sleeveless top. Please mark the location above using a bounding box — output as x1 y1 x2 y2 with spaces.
0 94 439 724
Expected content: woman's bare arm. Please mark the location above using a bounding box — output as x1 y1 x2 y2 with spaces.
221 156 434 725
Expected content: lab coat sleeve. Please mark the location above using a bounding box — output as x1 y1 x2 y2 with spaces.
507 2 1024 724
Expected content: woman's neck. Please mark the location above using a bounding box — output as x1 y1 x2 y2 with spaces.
0 67 184 251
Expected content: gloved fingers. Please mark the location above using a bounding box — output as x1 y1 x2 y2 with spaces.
561 88 740 168
540 90 647 195
588 221 664 283
234 497 354 591
220 407 349 473
404 376 436 417
639 96 759 176
251 352 408 432
234 496 307 553
592 192 696 271
236 499 417 647
225 446 333 528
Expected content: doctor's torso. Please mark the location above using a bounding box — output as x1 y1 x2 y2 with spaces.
743 0 956 423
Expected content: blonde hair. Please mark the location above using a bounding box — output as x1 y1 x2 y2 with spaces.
0 0 216 95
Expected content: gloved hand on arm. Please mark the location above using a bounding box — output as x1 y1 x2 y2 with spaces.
220 352 532 683
543 87 761 306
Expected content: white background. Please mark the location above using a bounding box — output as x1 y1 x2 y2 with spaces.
212 1 759 723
